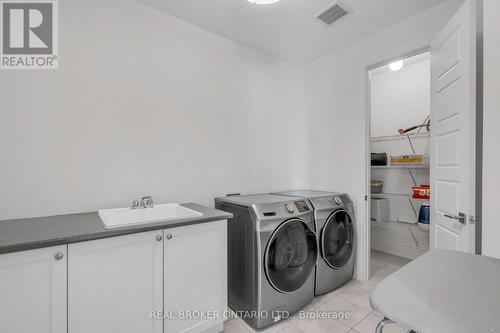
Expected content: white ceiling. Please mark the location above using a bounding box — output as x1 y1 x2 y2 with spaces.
138 0 454 66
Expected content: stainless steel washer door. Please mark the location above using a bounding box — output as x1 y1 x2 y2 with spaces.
264 219 318 293
321 209 354 269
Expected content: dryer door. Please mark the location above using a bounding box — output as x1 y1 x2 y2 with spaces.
321 209 354 269
265 219 317 293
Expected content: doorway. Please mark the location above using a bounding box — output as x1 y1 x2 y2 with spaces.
367 51 431 277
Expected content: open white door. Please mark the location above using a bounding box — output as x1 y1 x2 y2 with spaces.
430 0 477 252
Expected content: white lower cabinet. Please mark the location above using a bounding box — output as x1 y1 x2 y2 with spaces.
0 220 227 333
0 245 67 333
68 230 164 333
164 220 227 333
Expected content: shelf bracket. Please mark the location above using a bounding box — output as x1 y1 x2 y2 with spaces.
409 228 419 247
407 135 416 154
408 196 418 218
408 168 417 186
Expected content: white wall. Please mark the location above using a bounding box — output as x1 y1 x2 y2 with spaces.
0 0 465 273
482 0 500 259
297 0 462 279
370 54 431 138
0 0 307 220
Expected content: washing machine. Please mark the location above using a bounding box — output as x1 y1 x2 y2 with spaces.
215 194 318 329
274 190 355 295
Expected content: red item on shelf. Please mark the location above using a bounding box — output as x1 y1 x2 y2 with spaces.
413 185 430 199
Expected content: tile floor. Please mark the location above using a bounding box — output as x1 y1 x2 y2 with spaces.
224 250 412 333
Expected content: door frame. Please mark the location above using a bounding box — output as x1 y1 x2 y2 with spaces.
361 37 433 281
360 6 484 279
475 0 484 254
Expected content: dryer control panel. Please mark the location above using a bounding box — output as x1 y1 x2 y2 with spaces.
334 196 344 206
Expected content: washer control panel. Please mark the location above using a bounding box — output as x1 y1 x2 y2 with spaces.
294 200 310 212
285 202 295 214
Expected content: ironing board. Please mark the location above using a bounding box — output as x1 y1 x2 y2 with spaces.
370 250 500 333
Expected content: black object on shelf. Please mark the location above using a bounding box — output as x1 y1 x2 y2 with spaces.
371 153 388 166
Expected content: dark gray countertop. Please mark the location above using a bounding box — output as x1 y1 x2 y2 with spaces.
0 203 232 255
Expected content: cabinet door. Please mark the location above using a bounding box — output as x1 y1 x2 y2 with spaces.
164 220 227 333
68 231 163 333
0 245 67 333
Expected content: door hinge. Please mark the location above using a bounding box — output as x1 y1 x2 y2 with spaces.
469 215 480 225
365 195 368 201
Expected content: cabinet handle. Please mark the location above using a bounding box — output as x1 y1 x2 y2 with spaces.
54 252 64 260
166 233 173 240
156 235 163 241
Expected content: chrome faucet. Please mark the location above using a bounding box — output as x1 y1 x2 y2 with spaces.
131 196 154 209
141 196 154 208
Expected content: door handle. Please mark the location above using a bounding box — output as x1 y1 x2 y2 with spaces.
444 212 466 225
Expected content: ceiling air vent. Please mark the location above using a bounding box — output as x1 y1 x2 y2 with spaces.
317 3 348 25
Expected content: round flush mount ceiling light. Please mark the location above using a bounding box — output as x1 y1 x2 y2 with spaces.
247 0 280 4
389 60 404 71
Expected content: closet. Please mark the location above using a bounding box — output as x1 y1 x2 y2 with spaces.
369 52 431 260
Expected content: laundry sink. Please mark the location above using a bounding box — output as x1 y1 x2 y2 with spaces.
98 203 203 229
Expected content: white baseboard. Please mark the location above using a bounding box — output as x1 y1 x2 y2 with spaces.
371 239 427 259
